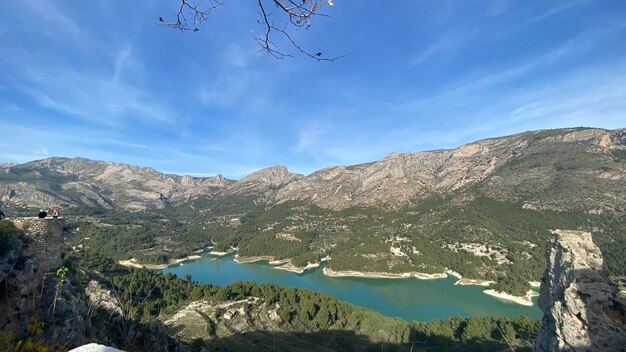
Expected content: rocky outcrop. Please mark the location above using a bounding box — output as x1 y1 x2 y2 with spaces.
0 218 90 348
0 157 233 210
85 280 123 316
12 217 66 273
225 165 303 198
239 165 298 186
534 230 626 351
273 128 626 209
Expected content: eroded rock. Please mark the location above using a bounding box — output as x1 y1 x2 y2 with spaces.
534 230 626 351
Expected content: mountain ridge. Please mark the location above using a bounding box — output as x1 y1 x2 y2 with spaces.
1 126 624 211
2 126 624 301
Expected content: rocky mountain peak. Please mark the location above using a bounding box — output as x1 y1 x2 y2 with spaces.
239 165 297 186
383 151 401 160
534 230 626 351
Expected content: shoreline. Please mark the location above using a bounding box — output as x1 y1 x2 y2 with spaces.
268 258 291 265
235 255 330 273
445 270 463 279
122 252 540 307
118 254 202 270
233 255 291 266
233 255 275 264
322 267 447 280
482 289 539 306
455 278 495 286
275 262 320 274
209 248 237 256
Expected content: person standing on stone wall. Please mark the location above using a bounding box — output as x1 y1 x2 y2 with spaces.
51 208 59 219
37 208 47 219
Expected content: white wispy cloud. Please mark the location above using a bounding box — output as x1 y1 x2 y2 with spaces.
0 1 181 127
287 58 626 169
197 69 267 108
484 0 512 18
412 26 480 65
112 46 138 83
1 0 623 180
222 43 256 67
400 24 625 113
3 48 179 126
526 0 588 24
106 139 148 149
295 122 332 153
20 0 81 37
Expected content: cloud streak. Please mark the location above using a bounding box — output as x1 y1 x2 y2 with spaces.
0 0 624 179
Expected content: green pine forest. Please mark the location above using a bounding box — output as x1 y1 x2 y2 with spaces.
41 192 625 298
66 251 540 352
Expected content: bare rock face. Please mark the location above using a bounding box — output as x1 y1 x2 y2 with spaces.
230 165 303 194
85 280 123 316
12 217 66 273
1 127 624 211
0 219 89 347
0 157 233 210
273 129 559 209
222 165 304 205
534 230 626 352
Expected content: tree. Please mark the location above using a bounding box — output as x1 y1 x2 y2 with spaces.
183 273 192 282
498 320 516 344
163 0 345 61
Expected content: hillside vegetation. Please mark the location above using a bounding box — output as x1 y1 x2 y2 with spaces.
1 127 625 297
69 254 540 352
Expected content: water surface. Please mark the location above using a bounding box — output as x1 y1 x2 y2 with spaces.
162 253 541 321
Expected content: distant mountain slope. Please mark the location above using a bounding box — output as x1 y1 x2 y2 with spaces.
1 127 624 212
0 157 233 210
271 128 625 210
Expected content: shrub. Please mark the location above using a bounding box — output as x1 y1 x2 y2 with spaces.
0 220 22 255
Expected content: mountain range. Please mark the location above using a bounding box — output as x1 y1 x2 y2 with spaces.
1 127 625 213
1 127 625 297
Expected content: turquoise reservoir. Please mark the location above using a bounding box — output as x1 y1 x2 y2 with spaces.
162 253 541 321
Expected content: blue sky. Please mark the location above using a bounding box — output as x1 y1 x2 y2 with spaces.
1 1 625 179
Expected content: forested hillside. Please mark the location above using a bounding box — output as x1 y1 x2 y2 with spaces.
65 252 540 352
1 127 625 297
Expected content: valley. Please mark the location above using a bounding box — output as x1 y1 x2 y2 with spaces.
161 252 542 321
1 127 625 351
1 127 625 302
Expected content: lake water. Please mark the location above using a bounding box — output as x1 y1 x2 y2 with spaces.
162 253 542 321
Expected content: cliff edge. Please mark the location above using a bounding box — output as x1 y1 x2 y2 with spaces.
534 230 626 351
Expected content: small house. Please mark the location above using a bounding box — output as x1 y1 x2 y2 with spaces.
224 308 237 320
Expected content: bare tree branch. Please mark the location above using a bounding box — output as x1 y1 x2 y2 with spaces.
162 0 347 61
161 0 224 33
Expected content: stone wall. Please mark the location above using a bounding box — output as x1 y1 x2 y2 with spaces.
534 230 626 351
11 217 66 273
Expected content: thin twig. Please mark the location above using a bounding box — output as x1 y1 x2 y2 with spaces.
497 323 516 352
163 0 347 61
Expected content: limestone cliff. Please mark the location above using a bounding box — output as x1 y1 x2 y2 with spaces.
1 127 624 211
534 230 626 351
0 157 233 210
